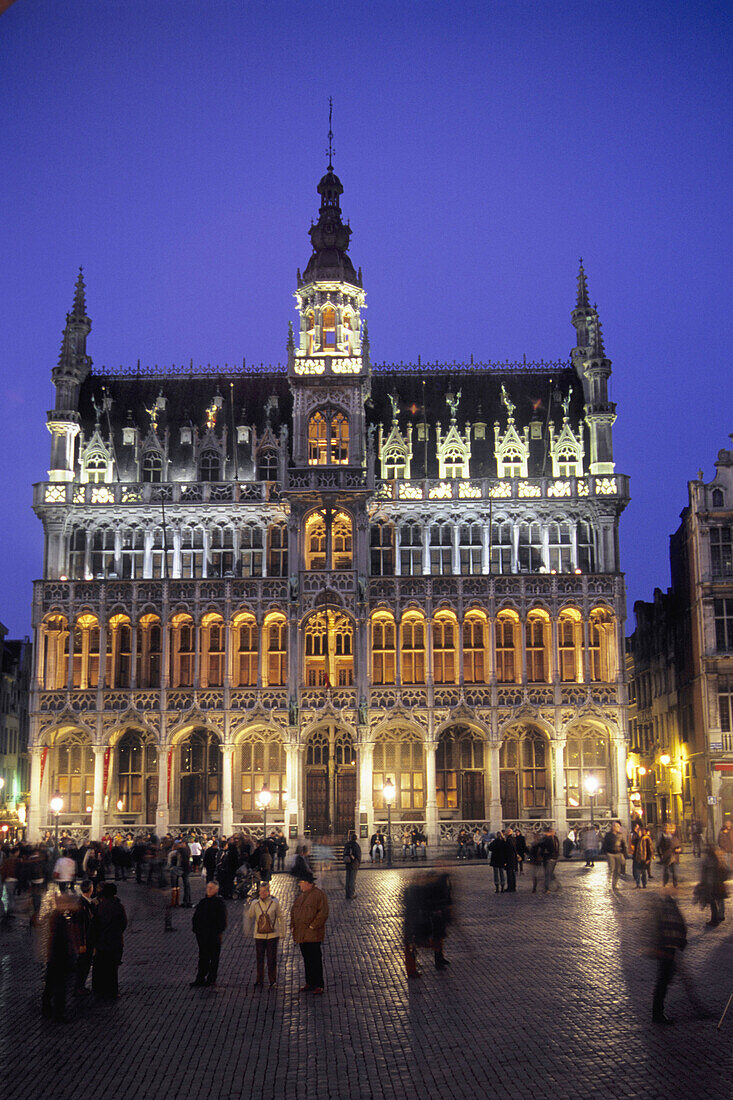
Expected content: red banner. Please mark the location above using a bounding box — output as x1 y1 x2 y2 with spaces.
103 748 110 796
167 749 172 803
40 746 48 787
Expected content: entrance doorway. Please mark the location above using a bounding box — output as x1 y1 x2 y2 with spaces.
304 725 357 838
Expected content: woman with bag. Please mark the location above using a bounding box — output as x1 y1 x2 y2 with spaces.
245 880 284 988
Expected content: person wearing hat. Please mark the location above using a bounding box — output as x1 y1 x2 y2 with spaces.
290 872 329 994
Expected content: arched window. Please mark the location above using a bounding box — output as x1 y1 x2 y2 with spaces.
308 412 328 465
332 512 352 569
371 614 396 685
150 528 173 580
202 614 225 687
556 446 581 478
305 512 327 570
370 522 394 576
179 729 221 821
85 451 108 484
490 521 513 574
267 523 288 577
558 610 582 683
68 528 87 579
170 613 195 687
712 488 725 509
495 612 519 683
331 414 349 464
142 450 163 483
116 731 157 816
400 523 423 576
443 449 465 479
383 451 407 479
307 410 350 465
432 614 457 684
136 614 161 688
263 614 287 687
463 613 487 683
400 614 426 684
322 306 336 348
240 525 264 577
430 524 453 575
526 611 549 682
372 729 425 813
234 614 258 687
303 611 354 687
240 733 286 815
565 727 609 810
108 614 132 688
200 449 221 482
304 509 353 570
436 726 485 816
71 614 100 689
500 727 549 818
589 607 616 682
501 448 523 478
41 615 69 689
306 310 316 353
256 450 278 482
52 735 95 816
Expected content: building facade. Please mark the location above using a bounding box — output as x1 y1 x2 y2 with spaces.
27 162 631 844
0 624 32 827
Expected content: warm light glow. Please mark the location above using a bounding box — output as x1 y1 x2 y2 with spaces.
638 766 647 776
17 804 26 825
59 575 68 582
574 568 582 574
50 795 63 814
584 774 599 796
116 799 124 811
258 785 272 809
660 754 671 766
0 777 4 791
1 826 7 833
86 805 92 813
383 778 396 804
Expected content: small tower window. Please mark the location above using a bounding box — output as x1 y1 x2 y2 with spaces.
307 410 349 465
200 450 221 482
712 488 725 508
257 450 278 481
322 306 336 348
142 451 163 483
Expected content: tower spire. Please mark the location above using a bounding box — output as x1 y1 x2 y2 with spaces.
576 258 589 309
327 96 334 171
73 266 87 317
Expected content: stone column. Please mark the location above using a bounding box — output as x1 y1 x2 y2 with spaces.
28 743 45 840
613 737 630 829
552 737 567 836
489 740 502 833
285 741 301 836
425 739 438 846
358 740 374 839
221 744 234 835
156 747 170 837
91 746 106 838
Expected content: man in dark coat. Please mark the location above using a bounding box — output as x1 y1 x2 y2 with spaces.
191 881 228 987
92 882 127 1000
343 831 362 899
503 828 519 892
74 879 96 993
41 893 80 1021
202 840 219 884
489 831 508 893
403 869 452 977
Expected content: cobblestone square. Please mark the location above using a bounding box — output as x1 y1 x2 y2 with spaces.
1 856 731 1100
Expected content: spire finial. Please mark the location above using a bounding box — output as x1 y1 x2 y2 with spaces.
73 265 87 316
576 258 589 309
327 96 334 170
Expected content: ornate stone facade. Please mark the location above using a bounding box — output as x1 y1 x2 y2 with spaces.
27 165 631 844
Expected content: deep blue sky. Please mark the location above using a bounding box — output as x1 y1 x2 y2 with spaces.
1 0 730 636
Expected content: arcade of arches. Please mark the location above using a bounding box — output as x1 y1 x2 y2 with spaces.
30 720 626 842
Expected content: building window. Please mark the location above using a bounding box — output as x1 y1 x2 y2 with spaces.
400 523 423 576
267 523 288 577
548 523 572 573
589 607 617 680
108 614 132 688
711 528 733 578
332 511 353 569
577 522 595 572
443 450 465 479
307 410 349 465
257 450 279 481
85 451 108 484
371 614 396 685
142 450 163 483
234 615 258 687
304 508 353 571
565 729 609 809
370 522 394 576
179 730 221 819
373 734 425 812
459 524 482 575
90 528 115 578
558 611 582 682
264 614 287 686
136 614 161 688
463 614 486 683
170 614 195 687
432 614 457 684
180 527 204 579
526 612 549 682
322 306 336 348
719 678 733 736
495 613 519 683
712 488 725 508
209 526 234 577
200 450 221 482
303 611 353 687
54 738 95 815
518 523 542 573
240 737 286 814
500 449 523 478
430 524 453 575
400 615 426 684
239 524 263 577
331 414 349 464
715 599 733 652
121 528 145 579
499 728 548 816
117 732 144 813
68 528 87 579
383 451 406 479
202 614 225 687
490 522 513 574
71 614 100 689
436 727 485 814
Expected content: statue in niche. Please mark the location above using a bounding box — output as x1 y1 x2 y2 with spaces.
446 389 462 419
562 385 573 419
289 573 299 601
144 400 159 433
289 695 299 727
358 574 367 602
358 694 368 726
500 384 515 420
91 395 103 427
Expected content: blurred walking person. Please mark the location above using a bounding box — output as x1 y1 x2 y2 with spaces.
648 892 708 1025
246 880 284 988
693 844 729 927
191 881 227 987
41 892 80 1022
92 883 127 1000
403 868 452 977
631 824 652 889
290 871 329 994
657 824 681 888
343 830 361 899
602 821 628 892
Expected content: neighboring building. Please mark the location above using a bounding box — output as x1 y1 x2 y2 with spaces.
0 623 32 820
27 158 631 844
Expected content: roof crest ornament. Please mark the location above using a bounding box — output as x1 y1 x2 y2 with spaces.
327 96 334 170
500 383 515 421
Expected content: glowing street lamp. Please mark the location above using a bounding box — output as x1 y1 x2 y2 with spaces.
50 794 63 851
258 784 272 843
584 774 599 825
383 778 396 867
659 754 671 767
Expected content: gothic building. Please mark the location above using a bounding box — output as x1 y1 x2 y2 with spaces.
27 159 631 844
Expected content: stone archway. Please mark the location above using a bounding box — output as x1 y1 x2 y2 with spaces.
304 724 356 838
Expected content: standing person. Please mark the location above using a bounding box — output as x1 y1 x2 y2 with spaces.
91 883 127 1000
649 893 692 1025
257 839 273 884
631 826 653 888
403 868 452 977
489 830 507 893
657 824 681 888
717 818 733 870
541 827 561 893
74 879 96 994
178 839 192 907
343 830 362 899
504 828 519 892
291 845 312 881
580 824 599 867
275 831 288 873
246 881 284 988
203 839 219 884
190 881 228 987
529 832 544 893
290 872 329 995
693 844 729 927
514 828 526 874
53 849 76 893
690 819 702 858
41 892 80 1022
602 821 628 892
189 836 202 873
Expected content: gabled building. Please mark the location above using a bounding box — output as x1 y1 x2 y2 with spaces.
27 158 630 844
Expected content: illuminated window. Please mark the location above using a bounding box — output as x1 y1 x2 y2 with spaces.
41 615 69 690
136 614 161 688
565 729 608 809
463 614 486 683
558 611 582 682
240 736 286 814
443 450 465 479
589 607 616 680
400 615 426 684
179 730 221 819
306 311 315 353
383 451 407 479
264 614 287 686
305 512 327 570
526 612 549 682
202 614 225 687
322 306 336 348
499 727 548 817
108 614 132 688
117 732 157 815
501 449 523 478
308 412 328 465
54 737 95 816
332 414 349 464
307 410 349 465
303 611 353 687
432 614 457 684
234 615 258 687
170 614 195 687
436 726 485 813
304 509 353 570
370 522 394 576
372 732 425 812
430 524 453 575
460 524 482 574
495 613 518 683
85 451 108 484
371 614 396 685
71 614 100 690
400 523 423 576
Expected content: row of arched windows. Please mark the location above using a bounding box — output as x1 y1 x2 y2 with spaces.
39 606 617 691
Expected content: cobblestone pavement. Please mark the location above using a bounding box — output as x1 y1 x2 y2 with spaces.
1 855 731 1100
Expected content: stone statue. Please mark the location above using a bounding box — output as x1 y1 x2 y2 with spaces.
289 695 299 727
447 389 461 419
388 392 400 420
358 694 368 726
500 384 515 420
562 385 573 419
289 573 299 601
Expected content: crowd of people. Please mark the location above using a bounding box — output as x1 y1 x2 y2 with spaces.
1 813 731 1028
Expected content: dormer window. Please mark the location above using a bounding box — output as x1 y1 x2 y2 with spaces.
200 449 221 482
322 306 336 348
712 488 725 508
142 451 163 483
502 450 523 478
257 450 279 481
85 452 108 484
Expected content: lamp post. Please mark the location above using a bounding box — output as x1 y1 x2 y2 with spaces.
259 784 271 843
584 774 599 825
50 794 63 852
383 778 395 867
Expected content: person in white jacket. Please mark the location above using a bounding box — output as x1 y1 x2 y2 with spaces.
245 881 285 989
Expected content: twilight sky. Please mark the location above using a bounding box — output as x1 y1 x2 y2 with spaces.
0 0 730 637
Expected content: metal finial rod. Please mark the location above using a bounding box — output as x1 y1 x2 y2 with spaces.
327 96 334 169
